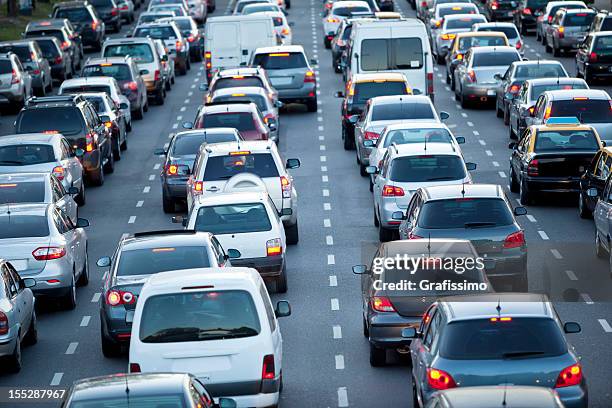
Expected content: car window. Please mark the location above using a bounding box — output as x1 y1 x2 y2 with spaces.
472 51 520 67
51 177 65 200
383 128 453 147
476 26 518 39
16 107 84 135
564 12 594 27
173 133 237 155
549 99 612 124
371 102 435 121
514 64 566 79
134 26 176 39
458 35 506 49
214 76 264 90
418 198 515 228
0 214 49 238
594 35 612 53
0 181 46 204
0 144 56 166
194 203 273 234
213 94 268 112
0 45 32 62
62 85 112 95
353 81 409 104
333 5 370 16
252 52 307 70
116 246 212 276
69 396 187 408
529 83 588 101
56 208 73 232
55 7 92 21
534 130 599 152
198 112 256 132
104 43 154 63
82 64 132 81
203 153 279 180
445 16 485 29
389 155 466 182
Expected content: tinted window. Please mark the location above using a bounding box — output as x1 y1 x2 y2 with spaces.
529 83 587 100
214 77 264 89
104 43 154 63
0 145 55 166
213 94 267 111
82 96 108 113
194 203 272 234
134 26 176 39
139 290 261 343
514 64 566 79
62 85 112 95
353 81 409 104
418 198 514 228
342 24 353 40
82 64 132 81
0 60 12 74
565 13 595 26
473 51 520 67
199 112 255 131
594 35 612 53
458 36 506 49
389 155 466 182
243 4 278 13
203 153 279 180
55 7 92 22
90 0 114 6
0 46 31 62
116 246 211 276
34 40 59 58
476 26 518 39
446 16 485 29
361 39 388 71
237 0 265 12
439 6 476 17
70 396 186 408
439 318 567 360
550 99 612 123
371 102 435 121
0 215 49 238
361 38 424 71
25 30 64 41
173 134 236 155
0 182 45 204
252 52 307 69
383 128 453 147
334 6 370 16
139 13 173 23
173 19 193 30
534 130 599 151
602 19 612 31
16 107 83 134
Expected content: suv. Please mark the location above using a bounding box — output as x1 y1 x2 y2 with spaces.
202 67 277 104
102 37 167 105
81 56 148 119
576 31 612 83
158 16 204 62
0 53 33 113
132 21 190 75
23 19 82 71
89 0 122 32
537 1 586 44
590 9 612 33
514 0 549 34
546 8 596 56
187 140 300 244
187 102 271 141
28 37 72 82
14 95 113 186
52 1 105 51
0 41 52 96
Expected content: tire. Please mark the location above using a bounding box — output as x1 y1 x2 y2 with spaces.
76 182 86 206
360 164 368 177
285 221 299 245
186 58 191 71
156 88 165 105
133 103 144 120
445 71 450 84
519 180 531 205
166 78 172 90
23 311 38 346
510 168 519 193
436 53 445 65
88 165 104 186
412 378 420 408
553 41 561 57
363 317 369 337
306 98 317 112
378 218 393 242
275 265 288 293
496 100 504 118
112 137 121 161
596 232 606 258
36 85 46 97
503 105 510 125
45 80 53 93
578 192 592 219
342 126 355 150
545 41 552 53
77 250 89 287
369 343 386 366
6 337 22 373
162 190 176 213
374 209 379 227
460 90 469 109
179 63 187 76
103 146 114 174
509 121 516 140
584 68 592 83
324 37 331 49
62 274 77 310
101 331 122 358
143 99 149 112
120 132 128 151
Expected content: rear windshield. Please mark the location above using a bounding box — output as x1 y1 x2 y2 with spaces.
594 35 612 53
439 6 476 17
382 128 453 147
69 396 186 408
214 77 264 90
173 133 237 155
252 53 307 70
243 4 277 13
199 112 256 132
0 60 13 74
82 64 132 81
371 102 435 121
203 153 279 180
526 0 548 9
116 246 211 277
17 107 83 135
529 83 587 100
458 36 506 50
213 94 267 111
361 38 424 70
389 155 466 182
550 99 612 123
104 43 154 63
0 215 49 238
353 81 409 104
236 0 266 12
134 26 176 39
62 85 112 95
25 30 64 41
439 318 567 360
139 13 173 23
472 51 520 67
0 46 31 62
0 181 45 204
534 130 599 151
139 290 260 343
514 64 566 79
602 18 612 31
0 145 55 166
445 16 485 30
549 4 582 18
564 12 594 26
90 0 114 6
334 6 370 16
476 26 518 39
418 198 514 229
83 96 108 113
194 203 272 234
34 40 59 57
150 5 184 14
54 7 92 21
173 19 193 30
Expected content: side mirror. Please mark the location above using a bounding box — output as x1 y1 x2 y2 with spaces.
139 69 149 75
182 121 194 129
22 278 36 288
100 115 111 123
401 327 417 339
465 162 477 171
275 300 291 317
391 211 405 220
365 165 377 174
494 73 502 81
275 100 284 108
508 142 517 149
513 206 527 216
76 218 89 228
587 187 599 198
352 264 367 274
268 122 277 131
286 158 300 169
97 256 111 267
199 83 208 91
154 148 167 155
227 248 241 259
217 398 238 408
363 140 375 147
335 91 344 98
439 111 450 121
455 136 465 144
348 115 359 124
74 148 85 157
412 88 422 95
310 58 318 65
280 208 293 216
564 322 581 334
119 102 129 110
68 186 79 195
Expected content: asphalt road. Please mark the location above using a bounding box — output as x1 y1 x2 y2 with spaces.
0 0 612 406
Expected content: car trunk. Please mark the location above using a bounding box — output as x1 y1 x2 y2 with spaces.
415 225 517 255
387 293 433 318
0 237 50 275
0 163 56 176
216 230 271 259
533 152 595 178
267 68 305 90
0 71 13 90
112 275 150 310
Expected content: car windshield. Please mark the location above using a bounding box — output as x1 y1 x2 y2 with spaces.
371 102 435 121
194 203 272 234
55 7 91 21
534 130 599 151
418 198 515 229
203 153 279 180
353 81 409 104
82 64 132 81
445 16 485 29
476 26 518 39
0 46 31 62
334 6 370 16
472 51 520 67
382 128 453 147
214 77 264 90
565 12 594 26
0 181 45 204
198 112 256 132
0 215 49 238
116 246 211 276
69 395 187 408
134 26 176 39
458 36 506 50
514 64 566 79
439 318 567 360
550 99 612 123
390 155 466 182
104 43 154 63
213 95 267 111
62 85 112 95
17 107 83 135
252 52 307 70
594 35 612 54
139 290 261 343
173 133 237 155
0 60 13 74
529 83 587 100
0 145 55 166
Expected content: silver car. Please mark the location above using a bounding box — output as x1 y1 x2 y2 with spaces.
472 22 524 55
537 1 586 45
0 40 53 96
0 133 85 204
433 14 487 64
117 0 136 22
0 52 32 113
0 259 37 373
0 203 89 310
546 8 595 56
454 45 521 108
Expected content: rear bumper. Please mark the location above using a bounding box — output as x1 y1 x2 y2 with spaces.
379 200 406 229
461 83 498 101
586 63 612 78
558 37 584 49
523 176 581 194
277 84 316 101
163 178 189 200
368 313 421 349
145 80 163 96
490 9 514 19
483 252 527 279
21 262 74 297
556 385 588 408
100 307 132 343
0 91 23 104
0 333 18 356
230 255 284 278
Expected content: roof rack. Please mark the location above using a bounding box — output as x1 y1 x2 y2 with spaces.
25 94 85 106
131 230 197 238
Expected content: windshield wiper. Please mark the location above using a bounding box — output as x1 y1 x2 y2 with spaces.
502 351 546 359
0 160 25 165
198 326 258 339
464 222 497 228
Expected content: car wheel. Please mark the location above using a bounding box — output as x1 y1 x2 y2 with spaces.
374 208 379 227
76 182 86 206
6 337 22 373
62 273 77 310
156 88 165 105
584 68 592 83
36 85 46 97
101 331 122 358
536 29 541 42
134 103 144 120
369 343 386 366
143 99 149 112
509 121 516 140
596 232 606 258
445 70 450 84
578 192 592 219
519 179 531 205
496 100 504 118
378 221 393 242
360 164 368 177
285 221 299 245
363 317 369 337
324 37 331 49
412 378 420 408
369 178 374 192
165 79 172 90
306 97 317 112
103 146 115 174
77 250 89 287
503 105 510 125
545 40 552 53
460 90 469 109
342 126 355 150
275 265 288 293
120 132 128 151
510 168 519 193
88 165 104 187
113 137 121 161
179 63 187 76
23 311 38 346
162 190 176 213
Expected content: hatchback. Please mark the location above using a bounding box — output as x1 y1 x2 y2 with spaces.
575 31 612 83
0 40 52 96
546 8 595 56
187 102 270 141
133 21 190 75
433 13 488 64
425 386 566 408
0 53 33 113
23 19 82 72
81 92 129 161
51 1 105 51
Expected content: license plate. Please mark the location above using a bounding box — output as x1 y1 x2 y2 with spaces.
487 90 496 96
125 310 135 324
271 77 292 86
506 12 513 16
9 259 28 271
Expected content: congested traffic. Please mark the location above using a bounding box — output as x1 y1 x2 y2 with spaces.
0 0 611 406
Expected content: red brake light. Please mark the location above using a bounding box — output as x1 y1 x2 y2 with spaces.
111 7 118 15
262 355 275 380
490 316 513 322
516 40 522 50
187 34 196 42
548 15 553 23
91 21 98 30
129 363 141 373
491 1 498 10
555 363 582 388
371 296 395 312
589 52 598 62
427 72 434 95
154 70 161 82
523 7 532 15
467 70 476 83
503 231 525 249
428 368 457 390
364 131 379 140
544 106 551 120
32 246 66 261
61 41 70 50
10 70 19 85
54 56 63 64
509 84 521 94
106 290 136 306
0 312 8 335
528 158 539 176
382 185 404 197
52 165 65 181
421 1 427 6
193 180 203 195
124 81 138 91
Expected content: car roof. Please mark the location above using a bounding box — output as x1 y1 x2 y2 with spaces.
454 31 507 38
204 140 275 153
212 86 268 97
437 2 476 9
543 88 610 100
141 267 262 295
27 36 61 45
563 8 595 14
380 239 477 258
383 122 449 131
254 45 305 54
0 172 49 182
195 191 270 207
474 22 517 27
422 183 505 200
121 230 213 250
390 142 460 156
439 293 552 322
351 72 408 82
217 67 261 77
0 133 60 144
531 121 598 133
470 45 518 53
104 37 155 45
593 30 612 37
70 373 188 401
28 19 68 28
525 77 586 86
0 40 36 47
444 13 484 20
175 128 240 137
369 94 431 105
438 386 561 407
84 56 130 65
511 59 563 67
332 0 370 8
0 202 50 216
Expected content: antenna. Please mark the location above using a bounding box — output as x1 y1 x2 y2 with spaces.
496 298 502 317
124 374 130 408
501 384 507 407
427 233 431 258
461 180 465 197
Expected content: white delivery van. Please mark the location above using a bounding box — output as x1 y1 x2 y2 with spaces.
347 18 435 101
205 15 279 81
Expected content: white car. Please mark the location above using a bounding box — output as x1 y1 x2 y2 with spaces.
128 267 291 407
323 0 372 48
187 0 207 23
472 22 524 56
241 2 282 15
260 11 292 44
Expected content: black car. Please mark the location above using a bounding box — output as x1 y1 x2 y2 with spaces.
485 0 517 21
376 0 394 11
163 16 204 62
88 0 122 32
579 147 612 218
514 0 549 34
52 1 105 51
62 373 237 408
331 19 352 73
28 36 73 81
576 31 612 83
14 95 113 186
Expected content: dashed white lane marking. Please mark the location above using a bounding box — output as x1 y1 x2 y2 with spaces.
473 130 480 136
180 106 186 112
136 200 144 208
538 230 550 240
66 342 78 355
190 84 196 89
172 123 178 129
319 135 325 141
324 218 331 227
188 91 193 96
183 99 190 104
479 140 486 146
91 292 101 302
335 355 345 370
492 161 499 167
320 145 326 151
331 298 340 310
461 112 468 118
581 293 594 304
326 235 334 245
320 155 327 162
176 115 182 121
467 121 474 127
321 166 328 172
80 316 91 327
329 275 338 287
193 77 199 82
153 163 160 170
333 325 342 339
434 66 439 71
445 86 450 91
317 116 323 122
128 216 136 224
598 319 612 333
324 202 331 211
535 52 542 57
322 175 329 182
50 373 63 386
328 254 335 265
498 171 506 178
318 125 324 131
550 249 563 259
338 387 349 407
485 150 493 156
148 175 155 181
526 214 537 223
565 270 578 281
323 189 329 197
143 186 150 193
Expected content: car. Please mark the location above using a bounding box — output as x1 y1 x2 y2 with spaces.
537 1 587 44
81 92 129 161
483 0 516 21
23 19 82 71
471 22 523 54
367 143 475 241
186 101 271 141
0 40 53 96
202 67 278 105
154 128 243 212
352 239 492 366
15 95 114 186
133 21 190 75
0 173 79 224
209 87 281 142
158 16 204 62
148 0 190 11
62 373 238 408
397 184 528 290
545 8 595 56
0 259 37 373
509 117 602 205
183 189 290 292
508 77 589 140
28 36 72 82
420 0 471 24
0 132 85 203
425 386 566 408
350 95 449 176
136 10 176 25
589 9 612 34
250 45 318 111
336 72 413 150
102 37 167 105
241 2 283 15
116 0 135 23
149 3 189 16
88 0 122 32
376 0 394 11
232 0 268 14
97 230 236 356
207 0 216 12
186 0 207 24
578 146 612 219
0 52 33 113
591 167 612 274
51 1 106 51
406 293 587 408
433 14 488 64
330 17 355 73
575 31 612 83
128 267 291 407
81 56 148 119
495 60 568 124
429 3 480 40
186 140 300 244
262 11 293 45
0 203 89 309
324 1 373 48
151 38 176 92
454 45 521 108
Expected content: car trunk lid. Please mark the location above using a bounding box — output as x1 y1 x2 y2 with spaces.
532 152 595 178
0 237 50 275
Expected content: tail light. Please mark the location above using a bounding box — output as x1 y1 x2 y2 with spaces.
32 69 41 75
491 1 498 10
327 17 340 23
54 56 63 64
523 7 532 15
382 185 404 197
91 21 98 30
10 70 19 85
104 121 113 129
176 40 183 51
187 34 196 42
467 70 476 83
427 368 457 390
455 53 463 60
364 131 379 140
205 51 212 69
589 52 598 63
528 106 535 115
441 33 456 40
86 133 95 152
508 84 521 94
544 105 551 120
192 180 204 195
263 113 275 124
281 27 290 36
129 363 141 373
106 289 136 306
421 0 427 6
0 311 7 335
555 363 582 388
516 40 522 50
119 4 128 9
304 70 316 83
154 69 161 82
427 72 434 95
61 41 70 50
262 355 275 380
280 175 291 198
527 159 539 176
558 26 565 39
407 232 423 239
336 39 345 47
434 19 442 28
124 81 138 91
32 246 66 261
504 231 525 248
325 2 332 8
166 164 179 176
111 7 119 15
266 238 282 256
548 15 553 23
371 296 395 312
52 165 65 181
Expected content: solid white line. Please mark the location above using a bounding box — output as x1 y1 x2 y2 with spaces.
50 373 63 386
136 200 144 208
80 316 91 327
321 166 328 172
551 249 563 259
323 189 329 197
153 163 160 170
128 216 136 224
331 298 339 310
538 231 549 240
335 354 345 369
445 86 450 91
485 150 493 156
333 325 342 339
322 175 329 182
91 292 101 302
581 293 594 304
498 171 507 178
66 342 78 355
598 319 612 332
326 235 334 245
329 275 337 286
328 254 335 265
492 161 499 167
143 186 150 193
565 270 578 281
526 214 536 223
320 155 327 162
324 218 331 227
338 387 349 407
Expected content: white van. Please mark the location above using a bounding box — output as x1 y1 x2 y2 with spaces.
205 15 279 81
129 267 291 408
347 18 435 101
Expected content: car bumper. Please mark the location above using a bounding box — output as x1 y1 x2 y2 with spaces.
82 150 102 173
357 143 373 165
0 91 22 104
51 64 67 79
483 251 527 279
145 80 163 96
461 83 499 101
586 63 612 78
368 313 421 349
173 53 189 70
558 36 585 49
490 9 514 19
23 265 74 298
163 178 189 200
524 176 581 194
101 307 132 344
80 29 102 45
556 385 588 408
379 200 408 229
212 390 279 408
521 15 537 28
230 255 284 278
277 84 316 101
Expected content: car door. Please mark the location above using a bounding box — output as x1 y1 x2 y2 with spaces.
87 104 110 159
400 193 422 239
595 175 612 250
52 176 77 224
354 101 370 149
576 35 591 74
61 138 82 191
7 264 33 333
1 265 23 339
411 305 439 396
373 150 390 208
54 207 80 271
259 282 282 362
512 128 531 180
585 152 610 211
530 95 547 126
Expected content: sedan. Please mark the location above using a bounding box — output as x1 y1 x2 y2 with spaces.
433 13 487 64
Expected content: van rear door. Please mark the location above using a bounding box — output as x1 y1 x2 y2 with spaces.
390 29 427 95
240 19 276 65
209 22 241 70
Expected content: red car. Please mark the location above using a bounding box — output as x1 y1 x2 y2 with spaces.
186 101 270 141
